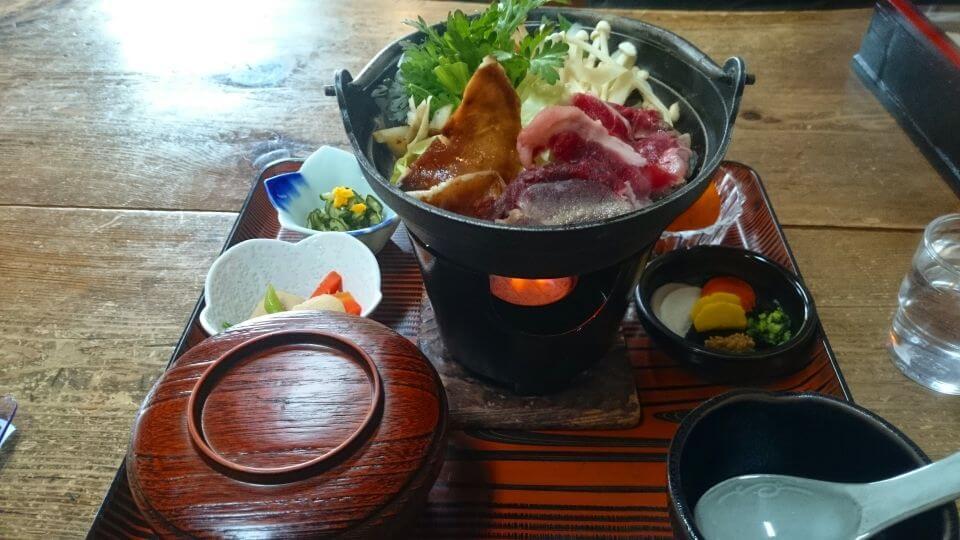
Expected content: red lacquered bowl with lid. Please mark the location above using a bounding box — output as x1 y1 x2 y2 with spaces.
126 310 448 538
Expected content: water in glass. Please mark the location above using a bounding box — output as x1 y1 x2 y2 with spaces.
890 214 960 394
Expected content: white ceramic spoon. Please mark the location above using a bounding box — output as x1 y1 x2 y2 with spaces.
694 451 960 540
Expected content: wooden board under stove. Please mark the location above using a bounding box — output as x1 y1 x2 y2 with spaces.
419 299 642 430
89 161 849 539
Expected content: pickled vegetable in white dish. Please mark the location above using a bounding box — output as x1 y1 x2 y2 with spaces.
200 232 382 335
238 272 362 327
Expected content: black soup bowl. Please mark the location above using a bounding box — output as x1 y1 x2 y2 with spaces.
668 390 959 540
333 8 750 278
635 246 818 380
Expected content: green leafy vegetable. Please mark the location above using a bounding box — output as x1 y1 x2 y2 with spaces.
263 284 284 315
399 0 567 114
221 321 233 330
371 77 411 124
747 307 793 346
499 16 568 85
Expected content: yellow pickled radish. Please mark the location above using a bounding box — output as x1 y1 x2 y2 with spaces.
690 292 743 320
693 301 748 332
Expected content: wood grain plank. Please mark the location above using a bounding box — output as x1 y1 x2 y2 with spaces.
0 206 234 538
0 3 956 226
785 226 960 462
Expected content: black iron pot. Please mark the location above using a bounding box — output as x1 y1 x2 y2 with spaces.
334 8 750 278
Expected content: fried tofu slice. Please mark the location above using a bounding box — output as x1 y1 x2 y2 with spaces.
408 171 506 219
399 57 523 192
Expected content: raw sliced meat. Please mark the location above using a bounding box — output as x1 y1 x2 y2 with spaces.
571 93 670 140
570 93 632 141
634 132 692 191
494 94 694 224
610 102 670 137
532 132 651 199
497 180 639 226
516 106 646 169
568 94 692 192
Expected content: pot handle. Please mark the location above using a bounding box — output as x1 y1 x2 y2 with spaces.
719 57 752 123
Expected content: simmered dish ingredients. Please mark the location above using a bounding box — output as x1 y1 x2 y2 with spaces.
373 0 693 225
226 271 363 328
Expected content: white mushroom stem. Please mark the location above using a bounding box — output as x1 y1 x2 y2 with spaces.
589 20 611 67
573 29 594 69
566 32 617 66
632 70 672 123
614 42 637 69
606 70 637 105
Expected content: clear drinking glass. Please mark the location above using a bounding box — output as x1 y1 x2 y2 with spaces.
889 213 960 394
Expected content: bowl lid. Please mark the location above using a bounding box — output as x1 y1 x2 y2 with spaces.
126 311 447 537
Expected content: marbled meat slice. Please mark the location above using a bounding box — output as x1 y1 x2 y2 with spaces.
498 179 636 226
571 92 689 191
572 93 671 140
499 131 651 213
516 106 645 169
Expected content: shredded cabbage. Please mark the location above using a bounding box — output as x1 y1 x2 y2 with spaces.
390 135 439 185
517 74 570 126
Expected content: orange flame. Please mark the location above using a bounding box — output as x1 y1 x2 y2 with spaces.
489 275 577 306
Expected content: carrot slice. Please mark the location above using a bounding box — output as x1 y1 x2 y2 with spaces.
702 276 756 312
334 292 362 316
311 271 343 297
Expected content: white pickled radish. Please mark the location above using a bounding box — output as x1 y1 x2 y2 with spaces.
656 285 702 337
651 283 685 320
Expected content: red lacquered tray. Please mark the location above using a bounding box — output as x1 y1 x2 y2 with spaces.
88 160 849 539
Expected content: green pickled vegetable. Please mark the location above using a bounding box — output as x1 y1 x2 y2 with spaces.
747 306 793 346
263 284 284 314
306 186 386 232
327 217 349 231
365 194 383 214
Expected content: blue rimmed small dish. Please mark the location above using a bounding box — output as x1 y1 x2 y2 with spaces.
264 146 400 253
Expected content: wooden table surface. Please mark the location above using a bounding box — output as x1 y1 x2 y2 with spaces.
1 1 959 537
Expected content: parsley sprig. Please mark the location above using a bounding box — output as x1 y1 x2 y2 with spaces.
398 0 567 114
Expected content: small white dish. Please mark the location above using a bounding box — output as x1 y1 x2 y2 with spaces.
199 232 382 335
264 146 400 253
